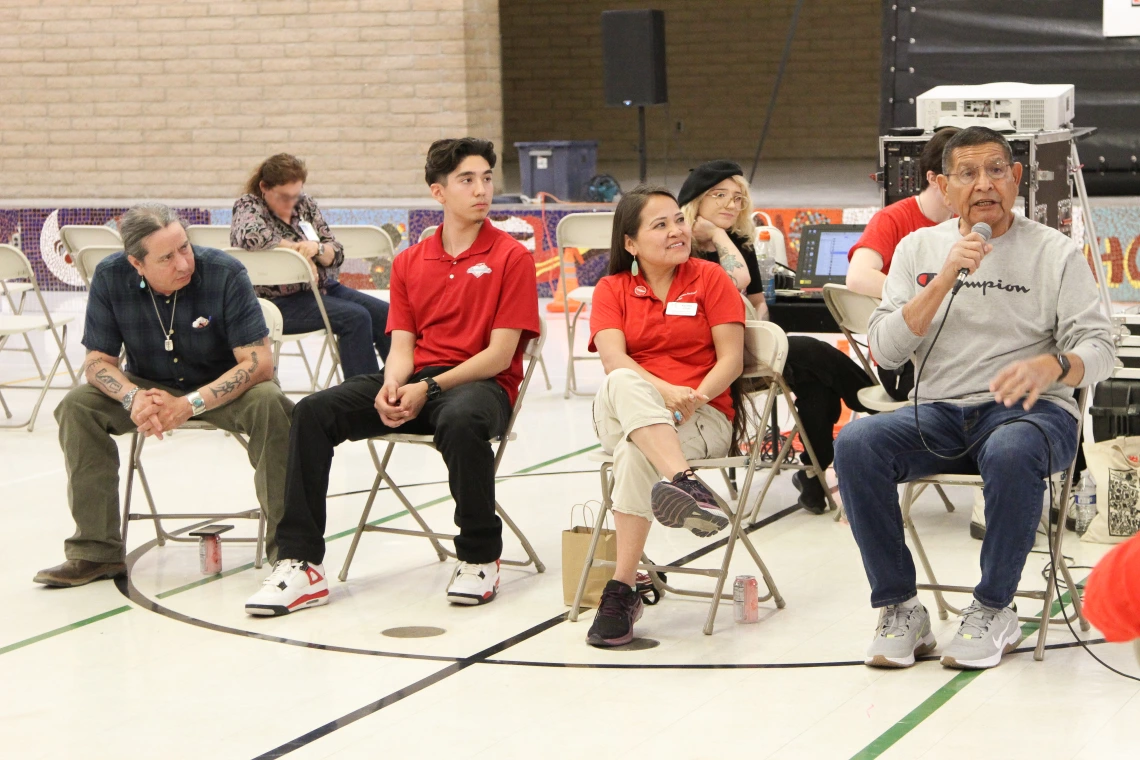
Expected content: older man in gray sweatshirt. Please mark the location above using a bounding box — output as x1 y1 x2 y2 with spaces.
834 127 1114 671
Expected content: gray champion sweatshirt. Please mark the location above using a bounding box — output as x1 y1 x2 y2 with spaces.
868 214 1115 418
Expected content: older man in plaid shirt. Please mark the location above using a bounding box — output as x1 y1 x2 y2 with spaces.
35 203 293 588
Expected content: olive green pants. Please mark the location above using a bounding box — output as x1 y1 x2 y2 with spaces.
54 378 293 564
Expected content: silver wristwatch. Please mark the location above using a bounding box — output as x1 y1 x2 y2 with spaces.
121 387 139 411
186 390 207 417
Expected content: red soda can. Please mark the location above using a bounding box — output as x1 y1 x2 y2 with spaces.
189 524 233 576
733 575 759 623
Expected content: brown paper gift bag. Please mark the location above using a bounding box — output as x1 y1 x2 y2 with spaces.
562 503 616 608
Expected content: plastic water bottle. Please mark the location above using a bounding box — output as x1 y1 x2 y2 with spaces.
757 230 777 306
1072 472 1097 535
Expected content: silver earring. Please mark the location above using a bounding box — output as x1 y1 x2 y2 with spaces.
631 258 639 277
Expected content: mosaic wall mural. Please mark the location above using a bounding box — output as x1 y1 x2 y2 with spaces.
4 203 1140 303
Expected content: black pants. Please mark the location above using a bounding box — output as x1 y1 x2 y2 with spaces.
783 336 873 469
274 367 512 565
877 360 915 403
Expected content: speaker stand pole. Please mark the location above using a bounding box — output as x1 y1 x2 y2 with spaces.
638 105 648 184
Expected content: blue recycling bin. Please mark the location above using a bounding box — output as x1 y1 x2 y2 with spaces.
514 141 598 202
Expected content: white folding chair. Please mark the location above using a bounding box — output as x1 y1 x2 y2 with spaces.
120 298 284 568
822 283 958 520
59 225 121 256
339 319 549 582
73 245 123 288
329 224 395 263
556 212 613 398
899 387 1092 661
186 225 234 250
225 247 341 394
0 245 79 431
570 322 811 635
418 225 438 243
1 278 43 381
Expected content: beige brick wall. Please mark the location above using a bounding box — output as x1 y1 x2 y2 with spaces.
499 0 880 174
0 0 505 199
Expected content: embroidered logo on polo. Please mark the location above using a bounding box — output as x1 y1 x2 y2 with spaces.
467 263 492 278
634 285 648 296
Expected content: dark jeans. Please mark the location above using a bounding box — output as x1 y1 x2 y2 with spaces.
834 400 1078 609
783 336 873 469
274 367 512 566
272 282 390 379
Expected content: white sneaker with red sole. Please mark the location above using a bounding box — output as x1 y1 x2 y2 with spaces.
446 560 500 605
245 559 329 616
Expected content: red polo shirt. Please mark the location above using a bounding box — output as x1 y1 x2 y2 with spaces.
588 257 745 420
849 196 936 274
387 220 540 405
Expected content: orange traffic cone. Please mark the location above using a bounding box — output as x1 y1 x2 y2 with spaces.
546 249 585 313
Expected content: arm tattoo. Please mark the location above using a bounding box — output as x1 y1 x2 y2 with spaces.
94 368 123 393
716 244 745 273
82 357 104 375
208 350 259 399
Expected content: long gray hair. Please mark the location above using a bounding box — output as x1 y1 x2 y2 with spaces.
120 203 184 261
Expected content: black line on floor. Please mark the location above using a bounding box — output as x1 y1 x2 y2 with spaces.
251 613 567 759
325 468 599 499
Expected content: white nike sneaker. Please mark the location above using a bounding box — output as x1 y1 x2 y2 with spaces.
245 559 329 616
446 560 500 605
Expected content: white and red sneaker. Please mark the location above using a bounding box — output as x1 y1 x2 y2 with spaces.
245 559 329 616
446 560 500 605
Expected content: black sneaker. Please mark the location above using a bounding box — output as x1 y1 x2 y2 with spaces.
792 470 828 515
650 470 729 537
587 579 644 647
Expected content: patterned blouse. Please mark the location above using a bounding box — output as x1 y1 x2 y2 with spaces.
229 192 345 298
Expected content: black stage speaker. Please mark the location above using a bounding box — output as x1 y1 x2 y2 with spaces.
601 10 667 107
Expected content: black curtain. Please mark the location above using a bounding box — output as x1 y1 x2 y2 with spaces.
881 1 1140 194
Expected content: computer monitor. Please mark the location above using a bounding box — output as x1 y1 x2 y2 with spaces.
795 224 864 289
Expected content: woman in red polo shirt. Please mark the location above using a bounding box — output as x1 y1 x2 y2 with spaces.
586 186 746 647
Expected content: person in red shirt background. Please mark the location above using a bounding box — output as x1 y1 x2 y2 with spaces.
585 186 747 647
245 137 540 616
1083 533 1140 651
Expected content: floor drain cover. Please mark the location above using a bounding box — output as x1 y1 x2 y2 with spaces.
611 638 660 651
381 626 446 638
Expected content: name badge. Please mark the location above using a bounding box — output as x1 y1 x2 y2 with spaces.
665 301 698 317
298 220 320 242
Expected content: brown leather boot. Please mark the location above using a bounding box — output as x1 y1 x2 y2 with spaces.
33 559 126 587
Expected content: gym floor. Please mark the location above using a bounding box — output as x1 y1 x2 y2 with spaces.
2 290 1137 760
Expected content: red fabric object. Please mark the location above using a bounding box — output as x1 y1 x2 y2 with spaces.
1083 533 1140 642
849 196 936 274
588 257 745 420
387 220 540 405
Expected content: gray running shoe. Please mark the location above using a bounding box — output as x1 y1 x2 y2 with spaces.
940 601 1020 669
651 471 729 537
865 603 936 668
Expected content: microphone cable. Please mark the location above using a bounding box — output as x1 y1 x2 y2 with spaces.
907 281 1140 682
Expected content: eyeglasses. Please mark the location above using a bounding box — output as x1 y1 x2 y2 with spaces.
706 191 748 210
947 160 1012 185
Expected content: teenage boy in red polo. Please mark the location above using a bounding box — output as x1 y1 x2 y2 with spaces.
246 138 540 615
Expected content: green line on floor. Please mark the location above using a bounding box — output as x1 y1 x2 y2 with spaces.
0 443 602 657
848 585 1081 759
0 605 131 656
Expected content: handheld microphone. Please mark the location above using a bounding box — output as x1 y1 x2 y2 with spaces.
953 222 992 294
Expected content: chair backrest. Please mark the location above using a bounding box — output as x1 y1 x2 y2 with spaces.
329 225 395 260
742 320 789 377
74 245 122 287
556 212 614 251
418 225 437 244
59 225 121 254
822 283 879 379
186 225 233 250
0 244 34 282
257 297 284 344
495 318 548 457
225 247 315 289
